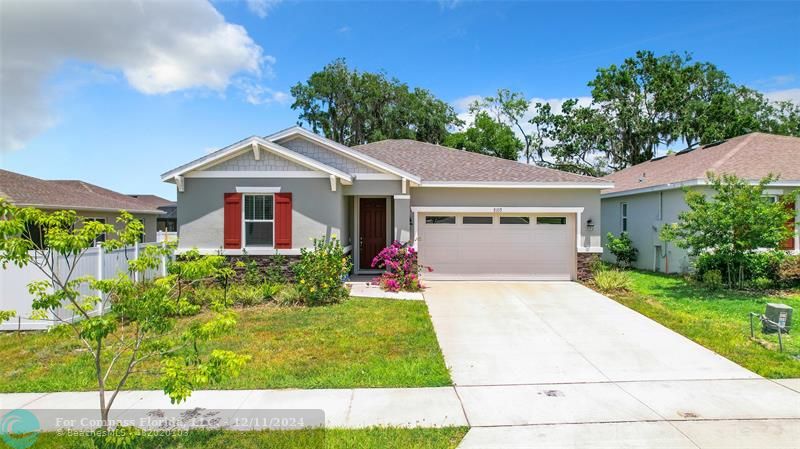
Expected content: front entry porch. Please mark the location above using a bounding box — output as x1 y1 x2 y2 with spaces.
351 194 411 275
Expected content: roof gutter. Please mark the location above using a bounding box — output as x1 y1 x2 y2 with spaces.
417 181 614 189
12 203 165 215
601 178 800 199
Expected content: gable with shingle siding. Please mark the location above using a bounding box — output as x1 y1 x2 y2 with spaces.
279 137 380 174
204 149 312 172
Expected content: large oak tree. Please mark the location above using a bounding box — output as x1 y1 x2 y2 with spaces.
290 58 462 146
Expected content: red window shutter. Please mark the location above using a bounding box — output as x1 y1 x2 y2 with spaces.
781 200 796 250
223 193 242 249
274 192 292 249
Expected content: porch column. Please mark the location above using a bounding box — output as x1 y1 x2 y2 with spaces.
393 195 411 243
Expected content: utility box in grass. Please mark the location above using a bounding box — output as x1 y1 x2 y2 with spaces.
763 303 793 333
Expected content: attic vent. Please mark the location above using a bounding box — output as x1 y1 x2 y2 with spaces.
638 173 646 183
676 146 698 155
701 139 727 149
651 155 667 161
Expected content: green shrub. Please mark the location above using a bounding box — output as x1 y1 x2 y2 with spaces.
275 284 302 306
293 236 352 305
265 252 289 284
229 284 263 307
189 285 226 307
606 232 638 268
778 255 800 287
235 250 263 286
748 277 773 291
261 282 282 301
702 269 723 290
593 269 633 293
694 250 785 288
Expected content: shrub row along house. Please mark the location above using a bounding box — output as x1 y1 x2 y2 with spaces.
161 126 611 280
601 133 800 273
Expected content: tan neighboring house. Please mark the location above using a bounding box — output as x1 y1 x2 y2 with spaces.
128 194 177 233
0 169 163 242
162 126 612 281
601 133 800 273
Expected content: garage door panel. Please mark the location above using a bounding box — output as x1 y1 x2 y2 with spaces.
419 213 574 280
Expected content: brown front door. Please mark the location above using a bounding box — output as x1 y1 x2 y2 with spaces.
359 198 387 270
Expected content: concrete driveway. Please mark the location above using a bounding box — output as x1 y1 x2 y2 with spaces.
424 281 756 386
424 281 800 449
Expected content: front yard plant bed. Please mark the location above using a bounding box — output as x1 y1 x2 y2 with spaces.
602 270 800 378
29 427 469 449
0 298 451 392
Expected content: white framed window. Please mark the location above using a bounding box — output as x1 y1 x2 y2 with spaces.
243 194 274 247
621 203 628 232
536 216 566 225
463 216 493 224
425 216 456 224
500 216 530 225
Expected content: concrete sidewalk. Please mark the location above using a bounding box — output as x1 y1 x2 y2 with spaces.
1 387 467 431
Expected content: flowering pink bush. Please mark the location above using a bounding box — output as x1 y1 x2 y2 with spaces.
371 240 424 292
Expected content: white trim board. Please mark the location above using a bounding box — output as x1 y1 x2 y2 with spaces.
235 186 281 193
602 178 800 199
417 181 613 189
186 171 328 179
161 136 353 184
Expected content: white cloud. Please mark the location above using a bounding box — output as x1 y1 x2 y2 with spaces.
337 26 351 34
236 80 290 105
438 0 462 10
764 88 800 103
246 0 282 18
1 0 270 151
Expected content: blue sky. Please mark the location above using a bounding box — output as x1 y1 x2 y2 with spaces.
2 1 799 199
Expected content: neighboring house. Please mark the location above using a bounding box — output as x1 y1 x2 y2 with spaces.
601 133 800 273
161 126 611 281
0 169 163 242
128 194 178 233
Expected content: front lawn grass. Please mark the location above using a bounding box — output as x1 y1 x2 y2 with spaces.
0 298 451 392
31 427 469 449
605 270 800 378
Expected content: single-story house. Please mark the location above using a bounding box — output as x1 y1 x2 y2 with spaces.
161 126 611 280
128 194 177 233
0 169 163 242
601 132 800 273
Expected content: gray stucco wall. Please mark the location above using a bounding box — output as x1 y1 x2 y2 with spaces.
602 186 800 273
178 177 347 250
410 187 603 249
75 210 158 243
342 180 403 196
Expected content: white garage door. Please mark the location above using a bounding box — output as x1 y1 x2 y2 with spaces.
418 213 575 280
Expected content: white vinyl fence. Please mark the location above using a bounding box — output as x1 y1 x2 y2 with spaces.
156 231 178 243
0 243 173 331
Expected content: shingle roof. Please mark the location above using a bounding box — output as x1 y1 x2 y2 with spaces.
353 139 609 184
127 194 176 209
602 133 800 195
0 169 163 214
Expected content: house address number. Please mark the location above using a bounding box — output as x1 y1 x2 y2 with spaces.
493 208 503 213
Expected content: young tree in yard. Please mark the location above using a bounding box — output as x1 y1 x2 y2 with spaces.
659 174 797 288
444 111 523 160
290 58 462 146
0 200 248 429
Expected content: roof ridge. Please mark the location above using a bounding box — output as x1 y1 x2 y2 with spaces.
709 133 757 172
